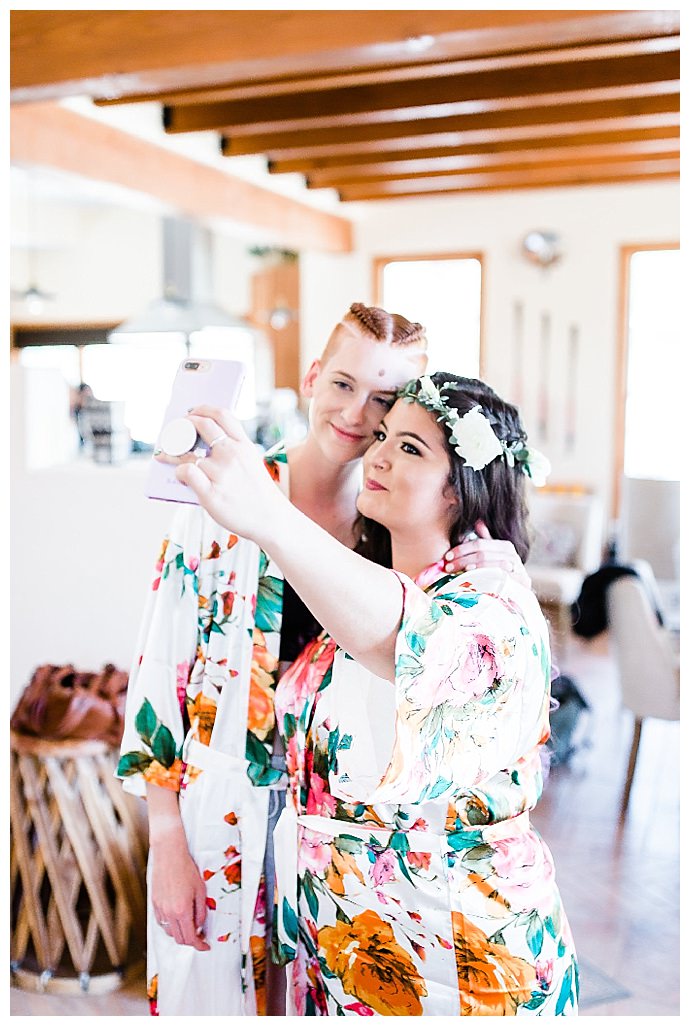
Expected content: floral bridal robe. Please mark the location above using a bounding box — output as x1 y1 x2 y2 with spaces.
117 449 288 1016
272 563 579 1016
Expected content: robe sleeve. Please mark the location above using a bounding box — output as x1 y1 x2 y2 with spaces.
117 505 204 797
329 569 551 807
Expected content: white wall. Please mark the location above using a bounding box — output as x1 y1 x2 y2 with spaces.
11 451 174 708
300 181 679 525
10 196 260 325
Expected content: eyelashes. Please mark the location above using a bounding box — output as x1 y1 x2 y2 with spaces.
371 429 421 457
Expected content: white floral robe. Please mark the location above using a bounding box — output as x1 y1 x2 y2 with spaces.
118 448 288 1015
273 564 578 1016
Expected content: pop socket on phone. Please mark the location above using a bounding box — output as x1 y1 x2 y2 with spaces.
158 417 198 457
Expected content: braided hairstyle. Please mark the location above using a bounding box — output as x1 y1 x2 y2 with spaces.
320 303 428 364
356 373 532 567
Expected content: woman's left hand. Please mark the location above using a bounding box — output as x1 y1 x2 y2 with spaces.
443 520 532 588
174 405 283 543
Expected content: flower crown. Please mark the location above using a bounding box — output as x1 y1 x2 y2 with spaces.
397 376 550 486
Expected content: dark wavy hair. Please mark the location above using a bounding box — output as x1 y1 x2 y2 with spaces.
355 373 532 567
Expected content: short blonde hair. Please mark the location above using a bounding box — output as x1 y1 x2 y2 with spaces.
320 303 428 369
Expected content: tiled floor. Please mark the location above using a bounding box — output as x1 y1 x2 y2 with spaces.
10 629 680 1016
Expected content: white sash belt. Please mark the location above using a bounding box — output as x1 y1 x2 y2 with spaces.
184 737 287 789
272 803 531 962
184 737 249 776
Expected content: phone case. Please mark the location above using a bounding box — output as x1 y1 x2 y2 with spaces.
146 358 246 505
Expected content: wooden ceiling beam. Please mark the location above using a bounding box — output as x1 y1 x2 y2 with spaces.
269 123 680 177
337 160 680 201
221 92 681 158
9 102 353 253
11 10 679 103
95 32 677 108
164 47 679 134
306 146 680 190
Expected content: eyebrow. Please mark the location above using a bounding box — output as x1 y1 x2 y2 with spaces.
332 371 396 395
380 417 433 451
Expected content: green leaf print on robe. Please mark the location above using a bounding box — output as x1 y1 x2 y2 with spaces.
117 697 183 784
255 550 283 634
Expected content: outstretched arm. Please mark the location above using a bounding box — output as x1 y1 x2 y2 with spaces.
175 407 403 680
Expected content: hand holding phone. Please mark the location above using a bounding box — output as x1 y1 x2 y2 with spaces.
146 358 245 504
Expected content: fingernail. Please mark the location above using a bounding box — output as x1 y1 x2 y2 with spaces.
466 563 476 571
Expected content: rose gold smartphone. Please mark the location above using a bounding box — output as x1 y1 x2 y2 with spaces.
146 357 246 504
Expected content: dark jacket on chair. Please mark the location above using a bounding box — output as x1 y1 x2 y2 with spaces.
571 562 664 638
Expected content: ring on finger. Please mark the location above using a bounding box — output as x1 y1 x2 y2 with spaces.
208 434 226 450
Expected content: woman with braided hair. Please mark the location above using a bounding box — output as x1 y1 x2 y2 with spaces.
174 372 577 1016
118 308 528 1016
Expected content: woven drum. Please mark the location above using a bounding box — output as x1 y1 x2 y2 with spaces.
10 731 147 994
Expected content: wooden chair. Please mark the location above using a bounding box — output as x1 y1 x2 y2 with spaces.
606 570 680 815
10 732 147 994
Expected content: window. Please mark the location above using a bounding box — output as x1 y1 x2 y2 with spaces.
621 247 680 481
375 255 482 376
19 327 257 446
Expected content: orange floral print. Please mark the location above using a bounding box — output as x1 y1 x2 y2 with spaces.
250 934 267 1015
452 910 537 1015
147 973 159 1016
224 862 241 887
320 909 427 1015
186 691 217 745
325 845 366 896
219 844 242 888
143 758 184 791
248 640 278 740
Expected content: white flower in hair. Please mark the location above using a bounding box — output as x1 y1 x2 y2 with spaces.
448 405 504 471
522 446 551 487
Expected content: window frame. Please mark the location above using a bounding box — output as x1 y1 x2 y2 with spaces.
614 240 680 515
372 251 486 379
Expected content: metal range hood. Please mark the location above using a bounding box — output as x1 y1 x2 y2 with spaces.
109 217 252 338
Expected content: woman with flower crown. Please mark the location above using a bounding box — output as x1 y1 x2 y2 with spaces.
174 372 578 1016
116 307 528 1017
